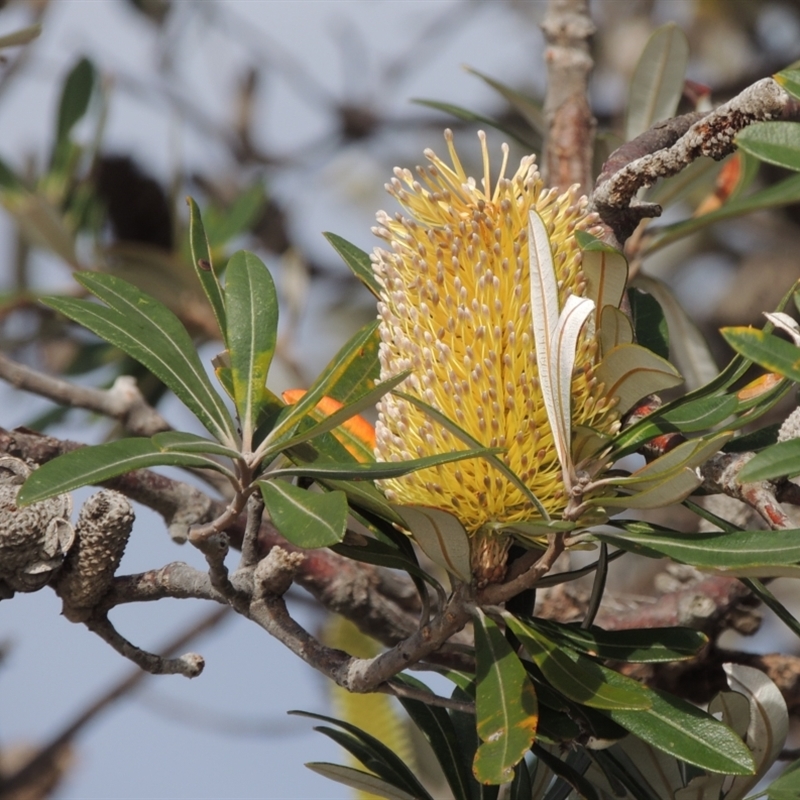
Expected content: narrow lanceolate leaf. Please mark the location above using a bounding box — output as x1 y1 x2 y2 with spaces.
597 467 701 509
17 439 218 506
472 611 538 786
224 250 279 445
504 615 651 711
395 391 550 520
394 675 474 800
291 710 432 799
258 480 348 549
529 209 586 492
323 232 381 297
595 343 683 414
0 23 41 49
273 373 405 458
187 197 226 340
775 67 800 101
304 763 419 800
610 432 732 491
259 321 380 455
151 431 242 460
763 758 800 800
737 438 800 483
735 121 800 172
527 618 707 663
601 684 755 775
722 327 800 382
393 505 472 584
44 272 237 445
719 663 788 800
625 22 689 141
598 521 800 570
269 447 494 482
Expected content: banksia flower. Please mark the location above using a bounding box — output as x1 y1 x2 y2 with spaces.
371 131 628 583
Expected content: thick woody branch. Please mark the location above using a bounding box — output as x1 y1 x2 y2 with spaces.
541 0 596 193
592 78 797 243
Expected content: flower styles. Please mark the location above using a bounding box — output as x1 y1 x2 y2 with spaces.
371 130 619 556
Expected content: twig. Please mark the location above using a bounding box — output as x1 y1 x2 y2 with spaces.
83 612 204 677
0 356 171 436
386 680 475 714
479 534 565 605
701 452 794 530
239 492 265 568
541 0 596 193
591 77 797 243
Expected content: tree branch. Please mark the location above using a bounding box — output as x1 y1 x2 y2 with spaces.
591 77 796 243
541 0 596 193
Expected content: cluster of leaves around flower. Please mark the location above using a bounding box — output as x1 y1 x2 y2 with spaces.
12 187 800 798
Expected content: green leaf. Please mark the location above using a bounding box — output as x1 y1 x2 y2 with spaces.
526 619 707 663
18 439 217 506
269 447 494 482
646 173 800 254
394 505 473 584
595 343 683 414
737 438 800 482
394 675 474 800
267 371 406 457
629 288 670 361
735 121 800 171
472 611 538 786
291 710 432 799
187 197 226 340
601 686 755 775
395 391 550 521
151 431 241 460
203 181 266 248
599 521 800 571
633 275 719 394
504 615 651 711
608 432 732 491
224 250 278 443
45 273 237 445
532 745 601 800
463 66 545 139
331 538 444 597
596 467 701 509
722 327 800 382
625 23 689 141
260 321 380 454
304 763 418 800
0 23 41 49
56 57 95 144
775 68 800 100
741 578 800 642
258 480 348 548
323 232 381 297
411 99 539 150
764 758 800 800
723 422 781 454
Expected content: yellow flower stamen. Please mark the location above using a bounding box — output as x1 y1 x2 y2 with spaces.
372 131 618 547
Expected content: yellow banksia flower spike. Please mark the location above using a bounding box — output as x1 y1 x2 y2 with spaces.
371 130 625 582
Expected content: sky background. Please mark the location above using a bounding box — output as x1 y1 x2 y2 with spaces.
1 1 800 799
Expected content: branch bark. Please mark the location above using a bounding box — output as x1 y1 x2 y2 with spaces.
541 0 596 194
